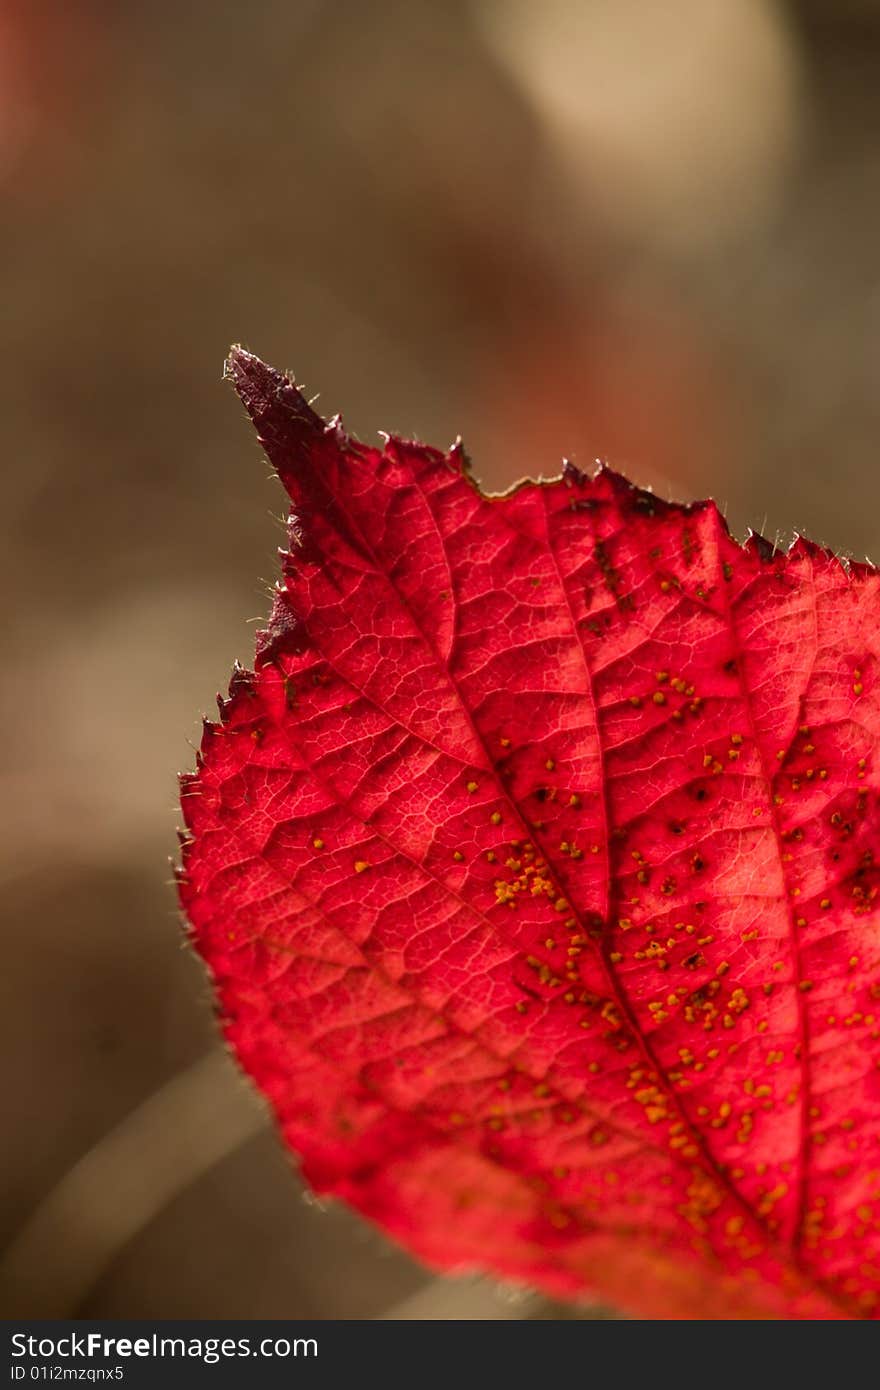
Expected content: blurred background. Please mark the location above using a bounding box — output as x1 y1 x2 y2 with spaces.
2 0 880 1319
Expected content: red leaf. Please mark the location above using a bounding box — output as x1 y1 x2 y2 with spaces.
179 349 880 1320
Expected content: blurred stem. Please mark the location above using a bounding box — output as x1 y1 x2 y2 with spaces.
378 1279 541 1320
0 1050 267 1317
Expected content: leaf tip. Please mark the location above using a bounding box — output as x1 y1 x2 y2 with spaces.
224 345 325 458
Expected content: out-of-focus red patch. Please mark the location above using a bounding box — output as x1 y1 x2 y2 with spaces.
179 349 880 1320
